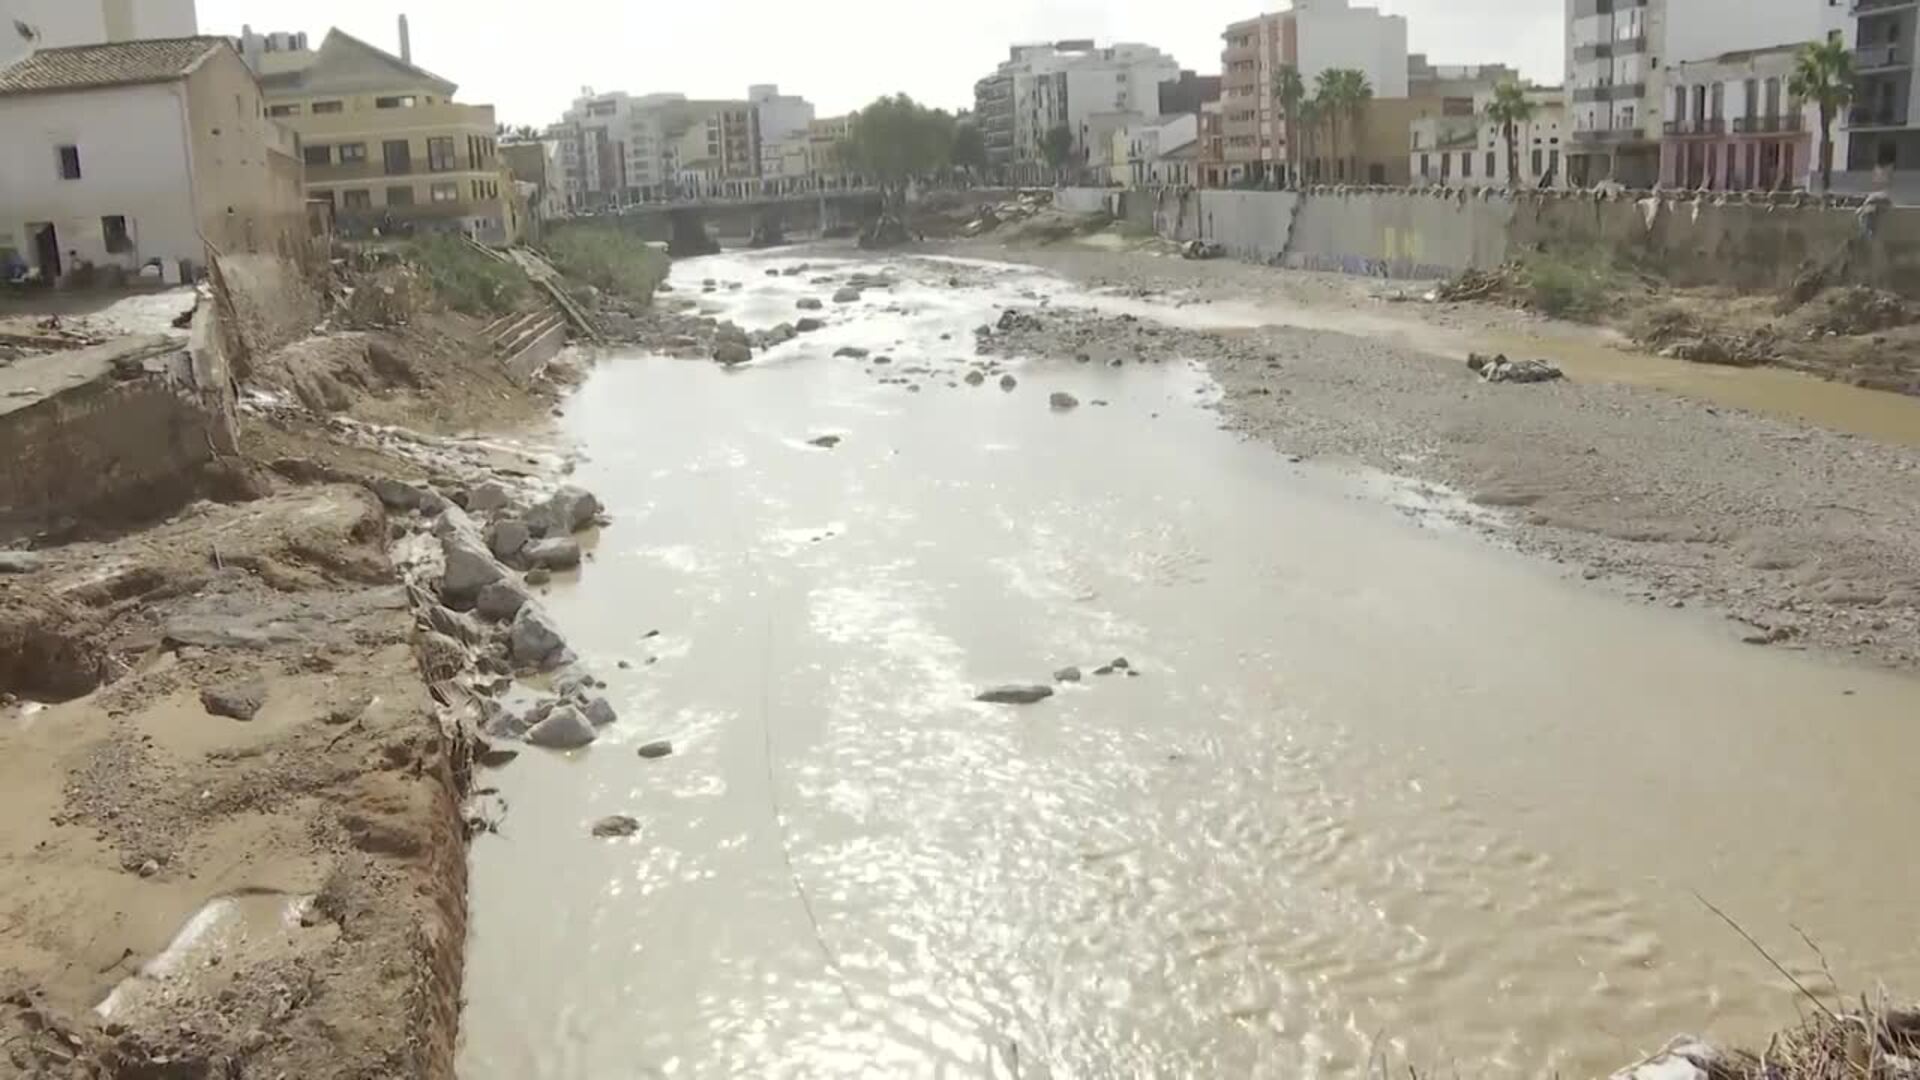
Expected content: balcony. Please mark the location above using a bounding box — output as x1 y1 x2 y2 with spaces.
1663 117 1727 136
1571 126 1649 143
1573 82 1644 103
1855 44 1911 71
1849 105 1913 128
1852 0 1917 13
1732 114 1805 134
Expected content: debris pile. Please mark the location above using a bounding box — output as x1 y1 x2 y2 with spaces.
960 190 1057 237
1468 352 1563 384
1180 240 1225 261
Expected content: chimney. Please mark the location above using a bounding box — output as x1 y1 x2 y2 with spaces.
398 14 411 63
240 24 262 72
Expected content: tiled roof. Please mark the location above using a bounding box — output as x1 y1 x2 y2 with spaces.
0 37 225 96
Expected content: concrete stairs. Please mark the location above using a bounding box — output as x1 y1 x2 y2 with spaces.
483 304 567 384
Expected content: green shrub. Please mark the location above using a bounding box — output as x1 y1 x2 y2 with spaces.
542 226 670 304
1521 250 1625 321
405 233 532 317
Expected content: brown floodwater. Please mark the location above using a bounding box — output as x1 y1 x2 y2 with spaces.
458 252 1920 1079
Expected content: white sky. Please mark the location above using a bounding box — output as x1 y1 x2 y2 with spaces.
197 0 1565 126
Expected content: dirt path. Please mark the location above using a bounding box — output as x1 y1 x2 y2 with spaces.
956 240 1920 671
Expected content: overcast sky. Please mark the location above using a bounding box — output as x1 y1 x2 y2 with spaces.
198 0 1565 125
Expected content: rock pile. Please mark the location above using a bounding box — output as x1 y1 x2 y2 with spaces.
1467 353 1564 384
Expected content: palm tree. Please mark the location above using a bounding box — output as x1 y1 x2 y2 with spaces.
1315 69 1373 183
1485 80 1537 188
1297 98 1324 182
1337 70 1374 183
1273 64 1307 187
1788 39 1857 192
1313 71 1342 182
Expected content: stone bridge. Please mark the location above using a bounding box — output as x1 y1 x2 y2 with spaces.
579 191 889 255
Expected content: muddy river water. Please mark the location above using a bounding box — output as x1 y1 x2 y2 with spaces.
459 252 1920 1078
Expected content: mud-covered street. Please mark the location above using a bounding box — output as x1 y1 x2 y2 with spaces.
457 245 1920 1078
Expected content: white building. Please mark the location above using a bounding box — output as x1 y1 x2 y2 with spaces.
1565 0 1839 188
553 89 688 207
0 0 197 68
0 37 305 285
1109 113 1201 186
1413 87 1567 189
1291 0 1409 98
975 40 1180 181
1840 0 1916 197
749 84 814 178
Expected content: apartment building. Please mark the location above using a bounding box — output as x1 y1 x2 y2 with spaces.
1409 55 1521 99
0 0 198 68
245 23 521 243
671 103 756 200
972 40 1180 181
552 90 688 207
750 84 815 178
1565 0 1838 188
1412 86 1568 188
1221 0 1410 185
0 36 305 284
1845 0 1919 193
807 114 854 185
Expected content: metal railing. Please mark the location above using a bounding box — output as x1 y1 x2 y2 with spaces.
1663 118 1726 135
1854 44 1910 69
1849 106 1911 127
1732 114 1805 134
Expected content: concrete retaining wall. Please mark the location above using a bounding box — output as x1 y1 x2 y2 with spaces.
1055 187 1120 215
1101 186 1920 293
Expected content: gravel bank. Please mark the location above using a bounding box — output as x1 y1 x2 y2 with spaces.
959 243 1920 670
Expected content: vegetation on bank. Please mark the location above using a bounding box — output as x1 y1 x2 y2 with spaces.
541 225 670 305
404 233 533 317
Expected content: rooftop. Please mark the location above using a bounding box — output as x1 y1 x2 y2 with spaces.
0 37 226 96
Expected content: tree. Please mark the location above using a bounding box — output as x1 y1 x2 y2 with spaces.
1041 125 1075 180
952 123 987 174
1313 70 1343 182
1789 39 1857 192
1297 98 1324 182
1334 70 1374 182
1273 65 1307 187
1485 80 1537 188
844 94 958 192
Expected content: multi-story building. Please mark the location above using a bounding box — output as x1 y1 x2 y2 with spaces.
1844 0 1918 195
1408 55 1521 99
1660 45 1821 191
670 103 756 200
551 90 688 208
244 23 521 243
0 36 305 284
1221 0 1410 185
0 0 198 68
1159 71 1223 117
807 114 855 187
1565 0 1837 189
973 40 1180 182
1412 86 1568 188
1111 114 1201 186
750 84 814 178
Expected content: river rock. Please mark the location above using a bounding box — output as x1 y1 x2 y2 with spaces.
976 684 1054 705
488 519 531 561
525 486 603 537
509 605 572 671
0 551 45 574
999 374 1017 391
637 740 674 759
964 370 985 386
591 815 640 837
474 580 531 621
424 604 487 647
525 567 552 586
442 531 507 603
808 435 841 449
370 478 448 515
524 537 583 570
1054 666 1082 683
832 288 862 303
1608 1040 1720 1080
796 298 823 310
200 679 266 721
714 340 751 366
583 696 618 727
467 481 512 514
525 704 596 749
834 346 869 359
1049 391 1079 410
795 317 825 333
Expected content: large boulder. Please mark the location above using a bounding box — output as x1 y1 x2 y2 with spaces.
488 519 531 561
524 537 582 570
582 696 618 727
525 486 604 537
975 684 1054 705
370 478 450 516
796 298 824 311
714 341 751 366
525 704 596 749
508 605 572 671
795 317 825 333
832 287 862 304
467 481 512 514
200 679 267 721
441 530 507 605
474 579 532 621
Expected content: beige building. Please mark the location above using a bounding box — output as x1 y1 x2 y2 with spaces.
243 25 522 244
0 37 305 284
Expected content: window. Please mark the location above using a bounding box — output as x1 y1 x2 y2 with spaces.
1486 151 1496 177
314 190 335 208
101 215 130 253
268 104 299 118
56 145 81 180
1531 148 1543 176
430 181 459 203
343 189 372 210
1549 149 1560 177
386 185 415 206
303 144 331 167
1419 152 1430 177
339 142 367 163
312 100 344 114
382 139 412 174
1461 151 1472 178
376 95 418 109
428 136 456 172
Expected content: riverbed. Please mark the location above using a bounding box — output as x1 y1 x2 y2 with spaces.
459 250 1920 1078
